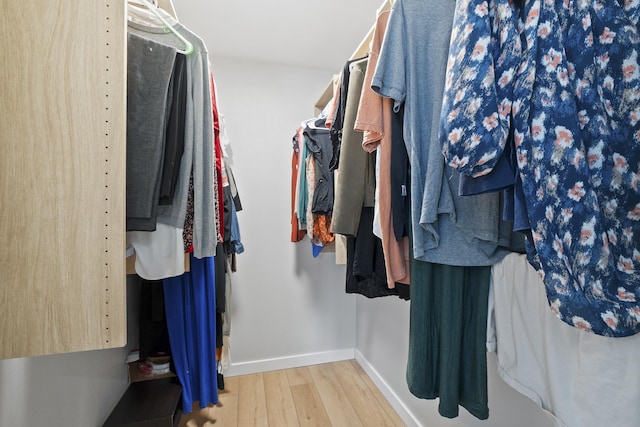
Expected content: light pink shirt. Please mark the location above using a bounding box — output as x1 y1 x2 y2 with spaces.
354 9 410 286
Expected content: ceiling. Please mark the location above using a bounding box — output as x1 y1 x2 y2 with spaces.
173 0 385 71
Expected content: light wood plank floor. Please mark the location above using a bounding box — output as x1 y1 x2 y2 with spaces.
179 360 406 427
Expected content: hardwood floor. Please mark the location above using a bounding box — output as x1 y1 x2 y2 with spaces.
179 360 406 427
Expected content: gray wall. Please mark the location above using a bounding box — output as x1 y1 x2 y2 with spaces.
210 57 357 375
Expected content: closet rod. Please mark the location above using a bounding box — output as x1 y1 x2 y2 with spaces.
350 25 376 61
314 0 391 111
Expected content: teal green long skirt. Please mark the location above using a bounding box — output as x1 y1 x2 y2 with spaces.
407 257 491 420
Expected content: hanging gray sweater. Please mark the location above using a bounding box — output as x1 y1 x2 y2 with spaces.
126 32 176 231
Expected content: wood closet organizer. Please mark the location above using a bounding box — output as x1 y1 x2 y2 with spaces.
0 1 127 360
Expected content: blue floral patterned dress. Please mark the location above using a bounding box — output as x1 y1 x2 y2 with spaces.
440 0 640 336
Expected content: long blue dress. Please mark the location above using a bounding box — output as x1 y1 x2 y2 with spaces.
163 254 218 412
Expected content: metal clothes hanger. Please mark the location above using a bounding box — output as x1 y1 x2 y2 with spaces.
126 0 194 55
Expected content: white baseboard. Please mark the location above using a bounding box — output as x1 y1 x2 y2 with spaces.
355 349 422 427
225 348 355 377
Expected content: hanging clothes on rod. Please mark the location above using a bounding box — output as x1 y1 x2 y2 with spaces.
126 5 218 270
353 3 411 290
372 0 500 418
297 0 639 423
291 1 412 297
296 0 517 419
123 0 228 412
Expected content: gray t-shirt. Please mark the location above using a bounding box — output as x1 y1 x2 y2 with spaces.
372 0 509 266
128 21 217 259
